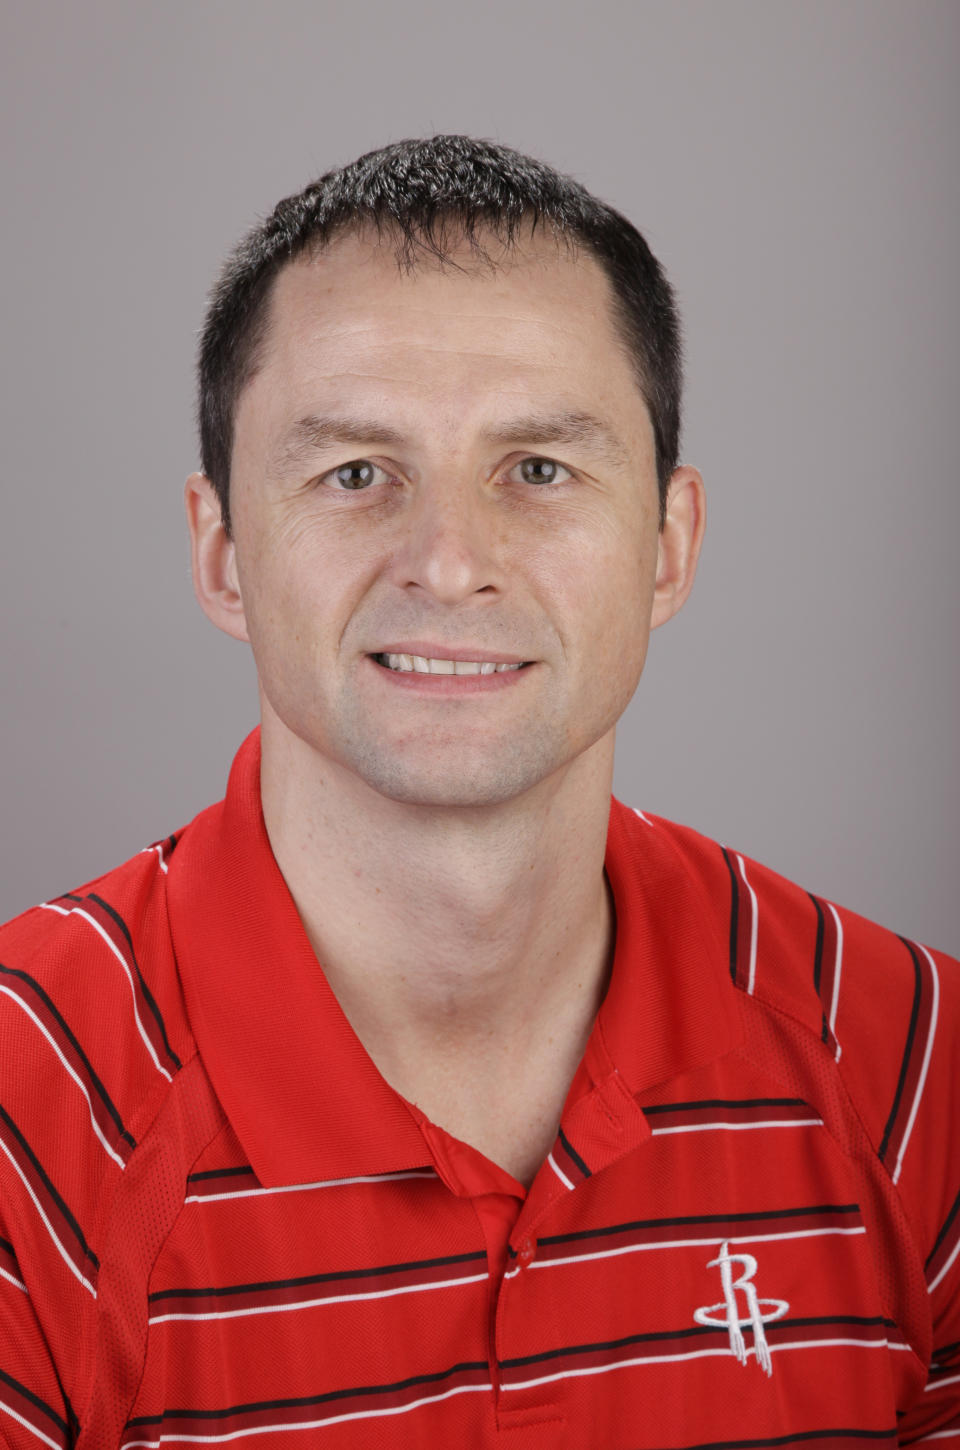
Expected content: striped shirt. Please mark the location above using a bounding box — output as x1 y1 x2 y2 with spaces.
1 728 958 1449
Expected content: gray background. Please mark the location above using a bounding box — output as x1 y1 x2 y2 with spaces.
2 0 957 952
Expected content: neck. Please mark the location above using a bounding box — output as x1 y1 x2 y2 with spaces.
259 709 617 1178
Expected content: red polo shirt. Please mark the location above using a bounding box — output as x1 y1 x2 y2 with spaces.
0 728 958 1448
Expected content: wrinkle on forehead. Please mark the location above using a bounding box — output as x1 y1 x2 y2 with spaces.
235 227 654 475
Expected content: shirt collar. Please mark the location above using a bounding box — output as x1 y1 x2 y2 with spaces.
594 798 740 1099
167 730 738 1188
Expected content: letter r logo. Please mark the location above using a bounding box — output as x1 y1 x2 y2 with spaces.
693 1241 789 1377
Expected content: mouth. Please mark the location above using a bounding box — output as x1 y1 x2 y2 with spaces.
370 652 532 676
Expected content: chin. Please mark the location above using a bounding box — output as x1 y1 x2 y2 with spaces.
350 747 557 811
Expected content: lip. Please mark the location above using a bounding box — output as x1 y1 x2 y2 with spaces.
366 655 534 693
369 643 530 665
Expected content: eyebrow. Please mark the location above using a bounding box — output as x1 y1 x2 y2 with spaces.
269 409 632 475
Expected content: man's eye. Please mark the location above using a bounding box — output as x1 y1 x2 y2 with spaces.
511 457 572 487
324 459 387 490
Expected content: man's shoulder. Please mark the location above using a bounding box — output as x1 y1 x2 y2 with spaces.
0 832 195 1154
623 802 960 1240
0 831 225 1399
627 803 958 1046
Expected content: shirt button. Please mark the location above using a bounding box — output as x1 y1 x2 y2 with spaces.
518 1237 536 1267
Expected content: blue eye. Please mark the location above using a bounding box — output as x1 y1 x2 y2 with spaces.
514 457 572 486
327 460 384 490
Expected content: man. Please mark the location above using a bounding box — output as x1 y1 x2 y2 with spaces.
0 135 956 1449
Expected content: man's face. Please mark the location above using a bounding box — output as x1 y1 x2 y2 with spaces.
217 228 692 808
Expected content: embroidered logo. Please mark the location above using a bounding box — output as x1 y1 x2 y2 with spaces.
693 1241 789 1376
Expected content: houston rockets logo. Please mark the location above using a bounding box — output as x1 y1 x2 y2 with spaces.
693 1242 789 1377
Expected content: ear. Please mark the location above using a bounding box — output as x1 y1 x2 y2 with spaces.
650 465 706 631
184 473 250 643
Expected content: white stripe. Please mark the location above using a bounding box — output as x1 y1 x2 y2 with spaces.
912 1432 960 1442
149 1270 488 1324
547 1152 575 1191
41 903 172 1083
632 809 653 827
529 1224 866 1271
929 1233 960 1294
141 845 169 875
927 1372 960 1394
826 902 844 1059
0 1134 96 1298
0 987 126 1171
185 1169 436 1205
120 1382 491 1446
40 902 71 916
0 1264 29 1294
650 1118 822 1136
735 853 759 994
892 944 940 1186
503 1333 894 1393
0 1399 63 1450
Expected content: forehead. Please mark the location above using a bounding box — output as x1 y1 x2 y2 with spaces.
238 226 652 456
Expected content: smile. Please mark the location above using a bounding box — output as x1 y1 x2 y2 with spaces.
372 653 528 675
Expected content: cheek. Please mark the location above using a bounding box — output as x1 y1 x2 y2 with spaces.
238 511 374 647
553 526 659 707
540 511 656 627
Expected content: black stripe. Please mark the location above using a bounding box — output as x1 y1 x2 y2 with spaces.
0 962 136 1148
539 1201 861 1247
186 1165 257 1184
877 938 923 1163
925 1182 960 1271
933 1338 960 1363
48 1359 80 1445
721 847 739 983
809 892 826 995
501 1314 892 1370
808 892 832 1042
504 1322 712 1366
644 1097 806 1115
125 1360 489 1427
148 1248 487 1302
0 1105 99 1271
557 1125 591 1178
165 834 178 855
86 894 182 1071
0 1364 70 1436
0 1234 13 1255
642 1429 897 1450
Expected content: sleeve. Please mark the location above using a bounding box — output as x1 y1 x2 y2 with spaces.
884 943 960 1445
0 910 117 1449
897 1181 960 1443
0 1219 79 1450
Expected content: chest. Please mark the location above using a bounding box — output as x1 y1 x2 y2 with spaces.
81 1074 925 1449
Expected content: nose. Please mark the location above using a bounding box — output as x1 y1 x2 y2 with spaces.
392 475 503 606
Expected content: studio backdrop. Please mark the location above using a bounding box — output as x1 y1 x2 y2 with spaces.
2 0 957 951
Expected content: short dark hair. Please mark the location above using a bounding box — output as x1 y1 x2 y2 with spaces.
198 135 683 535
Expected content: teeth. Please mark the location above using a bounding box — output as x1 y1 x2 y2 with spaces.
381 654 523 674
